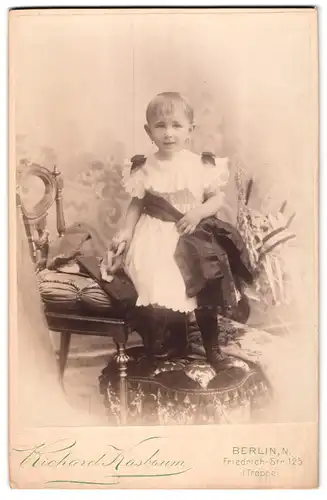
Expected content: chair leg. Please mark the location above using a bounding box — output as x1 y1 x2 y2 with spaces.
115 341 129 425
112 323 130 424
59 332 71 381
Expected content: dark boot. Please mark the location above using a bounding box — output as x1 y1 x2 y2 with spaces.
194 307 229 371
143 306 171 360
132 306 168 359
164 311 189 358
150 315 170 360
131 306 151 353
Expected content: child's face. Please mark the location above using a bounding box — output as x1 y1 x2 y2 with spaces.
145 104 194 155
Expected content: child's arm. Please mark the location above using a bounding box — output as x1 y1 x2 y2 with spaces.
176 193 222 235
101 197 144 279
112 197 144 248
195 193 223 219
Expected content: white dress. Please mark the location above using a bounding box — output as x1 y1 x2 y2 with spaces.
122 149 229 313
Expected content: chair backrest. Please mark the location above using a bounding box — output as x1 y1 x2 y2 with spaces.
16 164 66 265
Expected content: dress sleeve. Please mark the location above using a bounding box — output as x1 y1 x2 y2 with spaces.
121 160 146 199
203 157 229 198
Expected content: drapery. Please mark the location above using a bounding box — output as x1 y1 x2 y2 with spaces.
11 210 93 426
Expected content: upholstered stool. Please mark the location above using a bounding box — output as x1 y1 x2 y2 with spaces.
99 345 272 425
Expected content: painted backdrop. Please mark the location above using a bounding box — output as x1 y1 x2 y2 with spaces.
11 10 317 327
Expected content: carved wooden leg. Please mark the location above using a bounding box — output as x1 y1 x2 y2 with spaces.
59 332 71 382
115 342 129 425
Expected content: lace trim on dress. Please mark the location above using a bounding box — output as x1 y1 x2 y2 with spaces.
136 298 196 313
122 151 229 200
203 157 229 195
122 160 146 199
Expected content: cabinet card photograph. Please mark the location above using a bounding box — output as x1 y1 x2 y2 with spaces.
9 7 319 489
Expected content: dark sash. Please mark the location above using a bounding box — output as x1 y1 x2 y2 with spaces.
143 192 184 223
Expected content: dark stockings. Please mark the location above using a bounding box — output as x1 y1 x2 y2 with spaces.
133 306 188 359
134 305 227 370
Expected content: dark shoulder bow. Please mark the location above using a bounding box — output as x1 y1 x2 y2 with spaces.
201 152 216 166
130 154 147 173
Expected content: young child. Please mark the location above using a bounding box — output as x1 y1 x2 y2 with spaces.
107 91 231 370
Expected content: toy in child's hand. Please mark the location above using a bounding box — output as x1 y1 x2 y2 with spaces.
100 240 126 283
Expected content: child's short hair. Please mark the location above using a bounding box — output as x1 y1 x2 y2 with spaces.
146 92 194 124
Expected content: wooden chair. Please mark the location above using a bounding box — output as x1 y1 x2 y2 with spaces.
16 163 131 424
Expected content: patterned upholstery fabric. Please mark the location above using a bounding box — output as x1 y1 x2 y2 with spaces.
99 346 271 425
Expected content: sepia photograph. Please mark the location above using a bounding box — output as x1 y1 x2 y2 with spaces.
9 7 318 488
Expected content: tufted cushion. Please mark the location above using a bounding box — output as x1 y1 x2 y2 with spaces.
37 269 114 315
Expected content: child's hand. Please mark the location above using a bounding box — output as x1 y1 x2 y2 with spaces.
100 240 126 282
100 252 115 282
176 208 203 235
111 229 133 252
